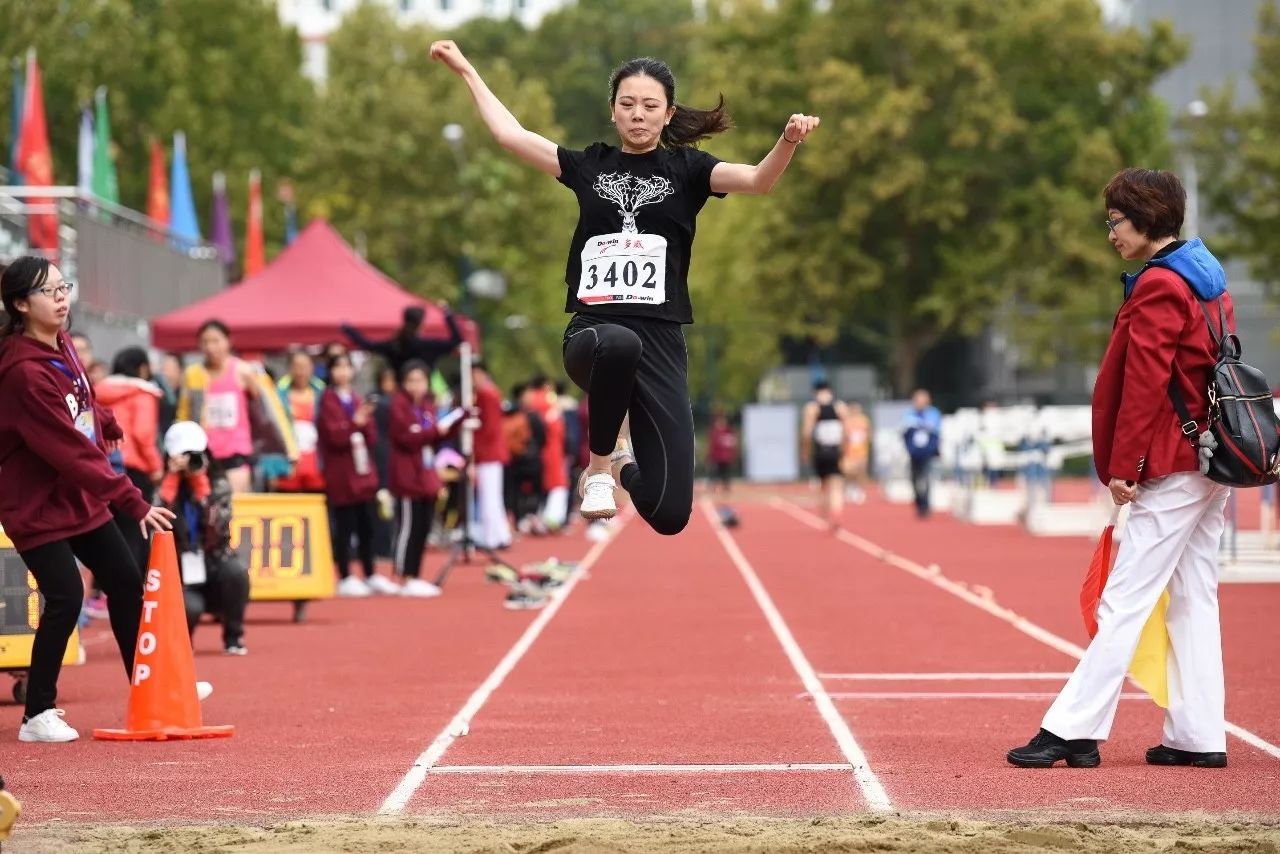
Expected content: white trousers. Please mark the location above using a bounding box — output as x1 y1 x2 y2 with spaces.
471 461 511 548
1042 472 1230 752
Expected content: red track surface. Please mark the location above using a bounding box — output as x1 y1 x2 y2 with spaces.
6 483 1279 825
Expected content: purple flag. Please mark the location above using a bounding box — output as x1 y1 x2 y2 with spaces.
210 170 236 270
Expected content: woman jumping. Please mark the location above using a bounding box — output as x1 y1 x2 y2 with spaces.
431 41 818 533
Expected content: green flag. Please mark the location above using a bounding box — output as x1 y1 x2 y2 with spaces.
92 87 118 204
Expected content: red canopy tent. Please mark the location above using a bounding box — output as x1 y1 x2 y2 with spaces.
150 220 478 353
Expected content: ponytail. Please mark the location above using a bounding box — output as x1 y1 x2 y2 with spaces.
661 96 733 148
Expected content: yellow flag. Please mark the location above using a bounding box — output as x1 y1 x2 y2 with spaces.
1127 591 1170 708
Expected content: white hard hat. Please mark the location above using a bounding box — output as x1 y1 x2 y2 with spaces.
164 421 208 456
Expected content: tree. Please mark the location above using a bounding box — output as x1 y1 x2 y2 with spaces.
296 5 576 381
1188 1 1280 303
688 0 1185 395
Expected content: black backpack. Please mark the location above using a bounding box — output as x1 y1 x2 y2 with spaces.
1167 297 1280 487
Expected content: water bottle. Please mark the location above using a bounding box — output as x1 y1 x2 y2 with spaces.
351 431 370 476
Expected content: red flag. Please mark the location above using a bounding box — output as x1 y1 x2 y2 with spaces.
15 51 58 253
1079 511 1119 638
146 138 170 227
244 169 264 276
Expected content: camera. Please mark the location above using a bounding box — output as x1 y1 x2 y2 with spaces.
185 451 206 473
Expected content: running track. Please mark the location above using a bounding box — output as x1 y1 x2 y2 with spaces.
7 488 1279 823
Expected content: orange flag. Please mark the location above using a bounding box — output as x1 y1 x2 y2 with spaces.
15 50 58 253
146 138 170 227
244 168 264 276
1079 506 1169 707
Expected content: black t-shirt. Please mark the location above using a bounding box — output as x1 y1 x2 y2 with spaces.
557 142 724 324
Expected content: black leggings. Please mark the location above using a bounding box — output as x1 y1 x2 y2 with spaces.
562 314 693 535
332 502 376 579
183 554 250 647
18 521 143 719
393 496 435 579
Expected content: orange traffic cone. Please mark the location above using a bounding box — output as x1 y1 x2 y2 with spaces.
94 532 234 741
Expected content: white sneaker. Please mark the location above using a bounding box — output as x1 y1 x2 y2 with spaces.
579 471 618 520
18 709 79 743
337 576 372 597
401 578 442 598
197 681 214 701
366 573 402 596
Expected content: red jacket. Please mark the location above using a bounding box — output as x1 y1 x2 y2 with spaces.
1092 267 1233 485
388 392 446 500
0 332 150 551
473 381 510 464
317 388 379 507
95 375 164 477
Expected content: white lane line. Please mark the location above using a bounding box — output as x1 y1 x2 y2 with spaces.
819 672 1075 681
431 763 849 774
774 498 1280 762
379 512 632 815
699 499 894 814
824 692 1150 701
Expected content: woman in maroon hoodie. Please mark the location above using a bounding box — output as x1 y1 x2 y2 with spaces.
0 258 174 743
388 360 464 598
317 353 388 597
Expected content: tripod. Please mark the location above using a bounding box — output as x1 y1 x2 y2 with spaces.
434 343 516 588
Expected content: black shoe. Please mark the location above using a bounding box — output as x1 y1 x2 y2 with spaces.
1007 729 1101 768
1145 744 1227 768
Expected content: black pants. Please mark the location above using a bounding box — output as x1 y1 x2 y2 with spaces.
563 314 693 536
393 496 435 579
183 553 250 647
18 521 143 719
910 456 933 517
332 502 376 579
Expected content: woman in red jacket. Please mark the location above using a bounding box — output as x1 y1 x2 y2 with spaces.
388 360 464 598
1009 169 1234 770
317 353 391 597
0 258 173 743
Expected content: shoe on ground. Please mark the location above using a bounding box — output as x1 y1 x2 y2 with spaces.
223 644 248 656
486 565 520 585
197 681 214 701
0 788 21 841
402 578 442 598
366 573 403 596
337 576 373 597
1006 729 1100 768
504 581 550 611
85 594 109 620
18 709 79 743
578 470 618 521
1146 744 1227 768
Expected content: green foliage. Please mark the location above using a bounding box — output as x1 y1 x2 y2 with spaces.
1189 0 1280 303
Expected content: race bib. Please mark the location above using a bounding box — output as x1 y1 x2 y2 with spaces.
74 410 96 444
578 234 667 306
181 550 207 586
911 428 932 449
814 420 844 448
294 420 318 454
205 392 240 430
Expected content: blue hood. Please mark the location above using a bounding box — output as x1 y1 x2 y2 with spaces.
1122 238 1227 301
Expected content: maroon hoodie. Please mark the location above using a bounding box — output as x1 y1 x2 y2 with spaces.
388 391 448 500
0 332 150 551
317 387 379 507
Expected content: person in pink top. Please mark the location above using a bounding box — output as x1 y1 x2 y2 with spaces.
179 320 260 493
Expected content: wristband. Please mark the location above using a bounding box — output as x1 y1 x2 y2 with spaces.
782 133 801 144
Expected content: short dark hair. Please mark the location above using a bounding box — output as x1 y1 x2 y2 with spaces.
1103 168 1185 239
111 346 151 378
399 358 429 382
813 379 831 392
198 318 231 339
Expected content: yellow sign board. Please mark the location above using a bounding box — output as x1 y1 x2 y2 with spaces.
0 531 81 671
230 493 336 602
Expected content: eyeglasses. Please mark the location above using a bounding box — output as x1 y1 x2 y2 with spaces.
1105 216 1128 233
30 282 74 299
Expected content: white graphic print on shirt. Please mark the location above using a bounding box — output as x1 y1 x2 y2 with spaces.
578 172 675 306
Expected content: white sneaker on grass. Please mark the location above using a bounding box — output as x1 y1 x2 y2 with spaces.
402 578 442 598
337 576 372 597
18 709 78 743
366 574 403 596
578 471 618 520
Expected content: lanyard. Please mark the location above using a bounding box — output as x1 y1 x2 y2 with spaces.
336 390 357 419
49 357 91 411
